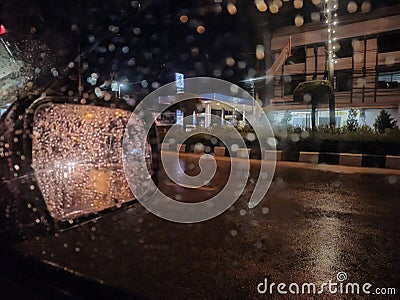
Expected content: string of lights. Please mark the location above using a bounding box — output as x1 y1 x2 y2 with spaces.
325 0 338 74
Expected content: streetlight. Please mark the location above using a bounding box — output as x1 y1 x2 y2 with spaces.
118 83 124 98
111 81 124 98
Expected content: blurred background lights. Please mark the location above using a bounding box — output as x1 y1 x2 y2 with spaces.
293 0 303 9
347 1 358 13
255 0 268 12
179 15 189 23
295 14 304 27
196 25 206 34
269 2 279 13
274 0 283 8
311 12 321 21
227 3 237 15
255 45 265 60
225 57 235 67
361 1 372 13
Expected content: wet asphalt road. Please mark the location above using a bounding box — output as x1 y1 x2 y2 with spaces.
12 154 400 299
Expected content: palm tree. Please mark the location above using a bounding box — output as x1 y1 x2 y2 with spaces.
293 80 335 129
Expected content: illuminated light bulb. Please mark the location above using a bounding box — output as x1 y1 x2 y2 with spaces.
227 3 237 15
294 15 304 27
347 1 358 14
311 0 321 5
361 1 371 13
333 42 341 52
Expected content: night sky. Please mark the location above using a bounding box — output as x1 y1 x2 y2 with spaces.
1 0 399 96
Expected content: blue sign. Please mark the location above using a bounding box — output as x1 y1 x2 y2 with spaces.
175 73 184 93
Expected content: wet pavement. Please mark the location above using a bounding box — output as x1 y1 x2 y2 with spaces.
9 154 400 299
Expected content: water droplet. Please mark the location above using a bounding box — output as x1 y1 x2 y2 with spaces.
388 176 398 185
231 144 239 152
246 133 256 142
291 134 300 142
262 207 269 214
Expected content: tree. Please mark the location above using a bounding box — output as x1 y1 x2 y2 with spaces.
346 108 359 132
293 80 335 129
373 109 398 134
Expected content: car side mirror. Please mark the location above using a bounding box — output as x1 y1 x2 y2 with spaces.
0 97 159 239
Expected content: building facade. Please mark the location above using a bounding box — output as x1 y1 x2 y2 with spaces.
267 4 400 128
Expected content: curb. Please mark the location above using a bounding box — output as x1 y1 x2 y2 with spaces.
160 143 400 170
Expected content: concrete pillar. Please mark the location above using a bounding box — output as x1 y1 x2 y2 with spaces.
214 146 226 156
339 153 362 166
299 151 319 164
205 102 211 128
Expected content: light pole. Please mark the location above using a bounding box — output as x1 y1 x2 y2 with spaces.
118 83 124 98
250 79 256 116
325 0 336 86
325 0 337 127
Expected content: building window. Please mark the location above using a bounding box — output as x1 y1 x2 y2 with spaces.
335 39 353 58
378 71 400 88
283 75 306 96
378 31 400 53
334 70 352 91
288 47 306 64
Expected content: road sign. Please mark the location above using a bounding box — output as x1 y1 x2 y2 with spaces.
175 72 184 94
